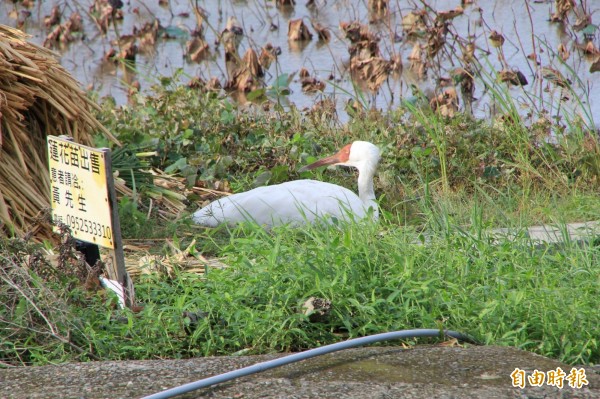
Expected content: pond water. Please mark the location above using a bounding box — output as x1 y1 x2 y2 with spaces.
1 0 598 126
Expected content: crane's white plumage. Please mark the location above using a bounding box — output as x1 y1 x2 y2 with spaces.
193 141 381 228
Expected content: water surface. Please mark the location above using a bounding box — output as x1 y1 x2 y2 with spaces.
1 0 598 125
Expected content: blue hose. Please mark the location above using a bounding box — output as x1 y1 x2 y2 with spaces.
141 328 477 399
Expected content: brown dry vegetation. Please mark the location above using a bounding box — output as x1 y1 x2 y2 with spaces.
0 25 118 241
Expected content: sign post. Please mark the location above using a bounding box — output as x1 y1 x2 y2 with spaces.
47 135 132 308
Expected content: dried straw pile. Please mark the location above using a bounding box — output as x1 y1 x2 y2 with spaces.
0 24 119 241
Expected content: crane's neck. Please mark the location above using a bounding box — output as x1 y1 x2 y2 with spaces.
357 163 378 219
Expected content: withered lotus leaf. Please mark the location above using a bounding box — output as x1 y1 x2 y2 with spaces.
288 19 313 41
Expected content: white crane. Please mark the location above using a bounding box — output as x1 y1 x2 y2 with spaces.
192 141 381 228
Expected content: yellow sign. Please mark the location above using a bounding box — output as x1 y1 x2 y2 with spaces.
47 136 114 248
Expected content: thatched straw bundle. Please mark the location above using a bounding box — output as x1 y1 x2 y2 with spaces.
0 24 119 241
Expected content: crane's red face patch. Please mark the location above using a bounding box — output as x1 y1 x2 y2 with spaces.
337 143 352 162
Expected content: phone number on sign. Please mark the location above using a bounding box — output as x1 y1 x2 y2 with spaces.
65 214 112 240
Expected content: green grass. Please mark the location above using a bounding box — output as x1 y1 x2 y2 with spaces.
3 209 598 366
94 82 600 231
62 217 598 365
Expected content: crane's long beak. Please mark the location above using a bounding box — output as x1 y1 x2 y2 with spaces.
298 153 344 172
298 144 352 173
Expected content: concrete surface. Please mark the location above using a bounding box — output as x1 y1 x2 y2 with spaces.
490 220 600 245
1 346 599 399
